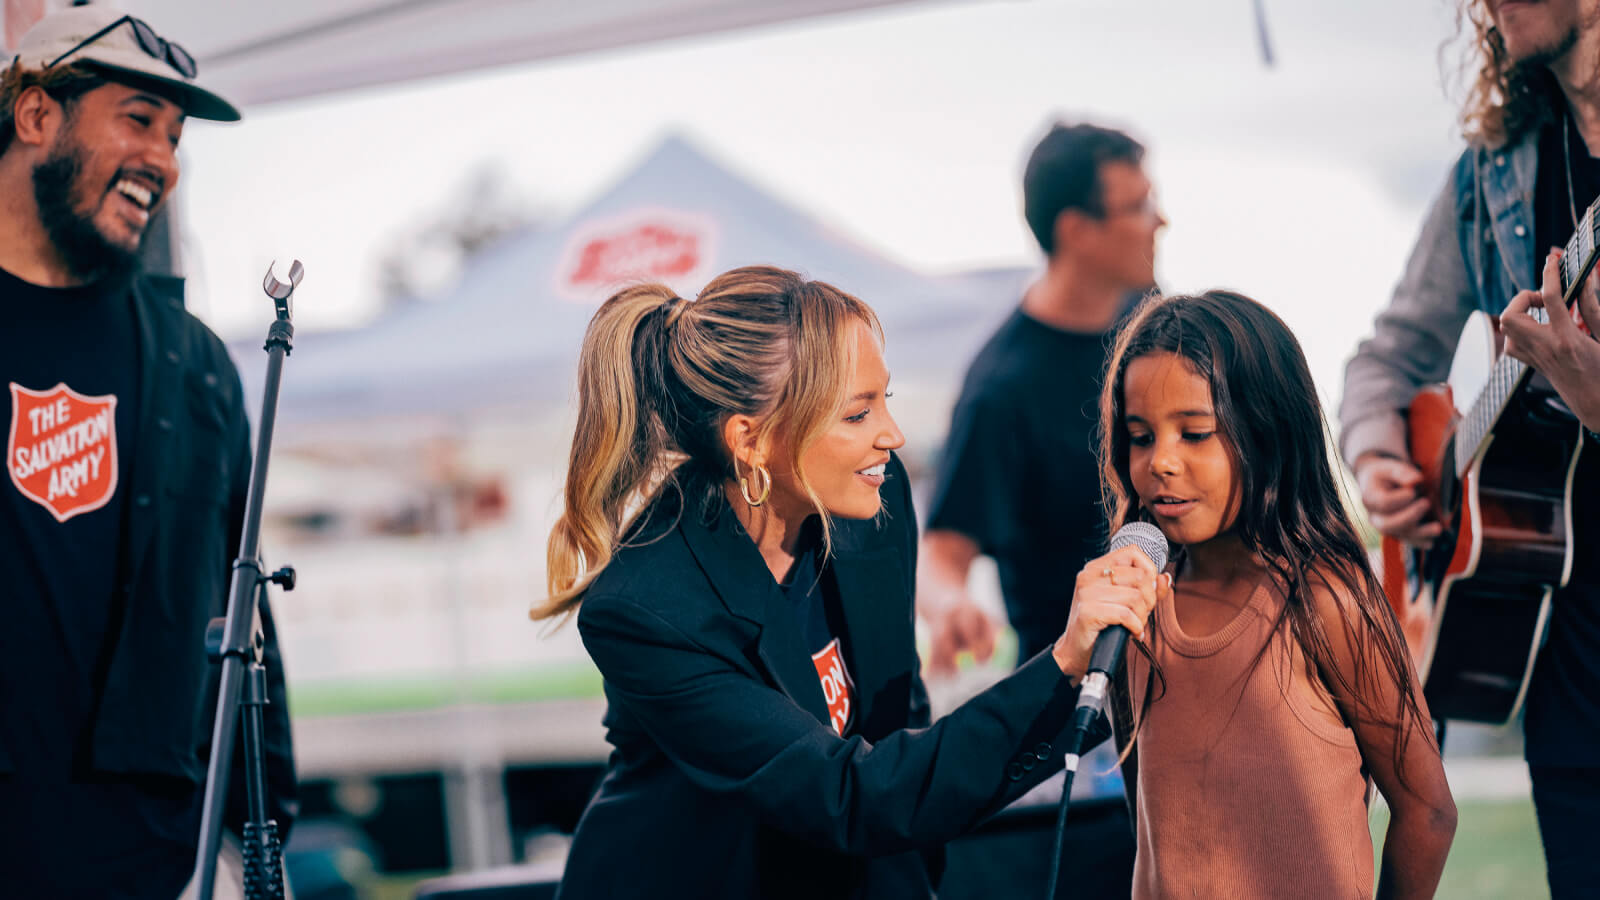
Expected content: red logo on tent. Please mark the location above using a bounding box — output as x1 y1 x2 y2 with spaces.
559 210 715 299
7 382 118 523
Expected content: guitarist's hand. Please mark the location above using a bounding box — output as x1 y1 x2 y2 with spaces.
1502 248 1600 432
1354 453 1442 547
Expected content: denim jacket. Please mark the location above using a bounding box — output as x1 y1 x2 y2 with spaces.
1338 134 1541 467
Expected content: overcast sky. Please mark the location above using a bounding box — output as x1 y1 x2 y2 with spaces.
172 0 1468 408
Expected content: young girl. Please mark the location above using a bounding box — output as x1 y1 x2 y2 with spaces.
1102 290 1456 899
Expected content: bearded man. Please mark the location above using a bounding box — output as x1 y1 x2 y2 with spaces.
0 7 296 897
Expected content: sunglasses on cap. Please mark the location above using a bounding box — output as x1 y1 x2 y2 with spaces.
45 14 197 79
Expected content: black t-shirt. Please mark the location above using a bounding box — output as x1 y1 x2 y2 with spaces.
0 264 140 771
783 527 856 737
0 265 197 896
926 308 1114 661
1524 115 1600 767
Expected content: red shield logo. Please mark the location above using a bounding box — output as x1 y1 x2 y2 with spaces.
8 382 119 523
558 210 715 300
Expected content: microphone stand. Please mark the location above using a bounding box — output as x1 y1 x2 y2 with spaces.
192 261 304 900
1044 631 1125 900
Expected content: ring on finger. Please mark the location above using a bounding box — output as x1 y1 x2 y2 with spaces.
1101 568 1114 580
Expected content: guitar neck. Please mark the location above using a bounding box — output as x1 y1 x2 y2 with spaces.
1453 204 1600 476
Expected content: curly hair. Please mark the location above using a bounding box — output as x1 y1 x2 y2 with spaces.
1452 0 1567 147
0 62 107 157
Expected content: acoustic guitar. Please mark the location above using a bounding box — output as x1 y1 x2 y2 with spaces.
1384 204 1596 725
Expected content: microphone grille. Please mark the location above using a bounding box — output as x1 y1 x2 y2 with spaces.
1109 521 1169 571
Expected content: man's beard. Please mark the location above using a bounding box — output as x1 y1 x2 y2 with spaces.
32 144 142 284
1518 25 1581 68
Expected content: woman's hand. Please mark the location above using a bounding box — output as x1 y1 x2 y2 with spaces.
1052 546 1169 681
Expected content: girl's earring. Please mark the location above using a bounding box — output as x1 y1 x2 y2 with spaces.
740 463 772 508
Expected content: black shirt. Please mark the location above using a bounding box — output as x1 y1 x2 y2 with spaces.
0 265 139 774
1524 114 1600 767
926 308 1115 661
1532 109 1600 274
0 265 197 897
783 525 856 736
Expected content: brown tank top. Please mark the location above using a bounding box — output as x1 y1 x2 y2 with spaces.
1125 573 1373 899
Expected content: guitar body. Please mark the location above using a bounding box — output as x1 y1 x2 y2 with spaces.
1397 313 1584 724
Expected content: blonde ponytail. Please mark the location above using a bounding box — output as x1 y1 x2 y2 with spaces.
534 266 881 623
536 283 679 621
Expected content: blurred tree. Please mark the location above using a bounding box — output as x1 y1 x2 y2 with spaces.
374 161 545 306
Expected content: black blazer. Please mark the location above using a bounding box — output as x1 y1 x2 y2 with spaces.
557 454 1080 900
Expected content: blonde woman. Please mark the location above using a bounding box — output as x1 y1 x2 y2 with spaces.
537 265 1163 900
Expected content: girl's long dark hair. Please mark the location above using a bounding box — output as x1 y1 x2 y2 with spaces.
1101 290 1430 785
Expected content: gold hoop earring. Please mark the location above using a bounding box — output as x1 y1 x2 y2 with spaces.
740 463 772 508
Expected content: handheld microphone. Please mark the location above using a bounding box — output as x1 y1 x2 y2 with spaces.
1044 521 1170 900
1064 521 1168 772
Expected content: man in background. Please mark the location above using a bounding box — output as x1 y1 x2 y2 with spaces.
916 122 1162 897
0 7 296 896
920 121 1164 675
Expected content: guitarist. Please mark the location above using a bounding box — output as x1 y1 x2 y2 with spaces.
1341 1 1600 896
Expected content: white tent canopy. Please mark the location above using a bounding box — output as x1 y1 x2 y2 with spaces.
237 134 1027 428
6 0 939 106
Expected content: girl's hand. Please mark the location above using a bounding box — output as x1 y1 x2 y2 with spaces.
1052 546 1170 680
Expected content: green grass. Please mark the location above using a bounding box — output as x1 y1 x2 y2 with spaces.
1371 796 1547 899
370 872 446 900
285 663 604 717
